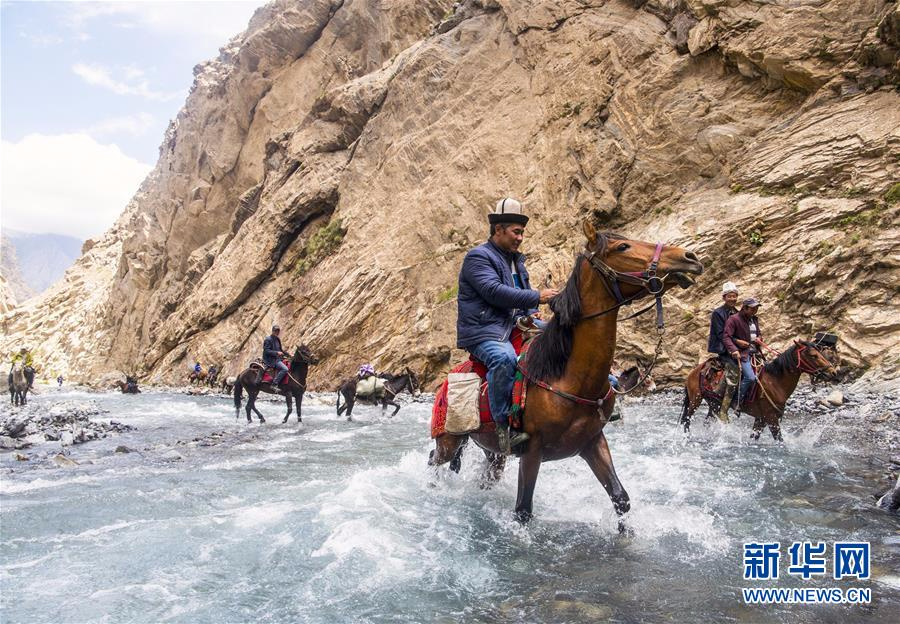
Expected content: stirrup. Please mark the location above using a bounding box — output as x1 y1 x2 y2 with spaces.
509 430 530 448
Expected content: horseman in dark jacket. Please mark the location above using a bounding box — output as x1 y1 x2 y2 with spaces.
262 325 288 386
708 281 740 421
457 197 558 454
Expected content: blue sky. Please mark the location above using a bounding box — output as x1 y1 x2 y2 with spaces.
1 0 264 239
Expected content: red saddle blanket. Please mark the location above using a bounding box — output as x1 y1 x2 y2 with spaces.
430 333 529 439
253 360 291 385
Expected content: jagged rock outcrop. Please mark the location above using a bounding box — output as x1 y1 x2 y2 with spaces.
1 233 34 304
0 273 16 315
1 0 898 389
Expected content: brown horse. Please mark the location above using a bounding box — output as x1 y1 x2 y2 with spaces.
429 223 704 526
680 341 838 440
233 345 318 423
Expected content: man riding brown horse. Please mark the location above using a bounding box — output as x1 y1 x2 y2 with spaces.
431 222 703 525
456 197 558 455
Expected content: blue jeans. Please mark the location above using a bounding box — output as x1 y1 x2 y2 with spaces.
470 339 518 426
272 360 289 384
739 359 756 403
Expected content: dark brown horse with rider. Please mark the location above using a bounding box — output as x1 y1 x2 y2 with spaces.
429 223 703 526
233 345 318 423
680 340 838 440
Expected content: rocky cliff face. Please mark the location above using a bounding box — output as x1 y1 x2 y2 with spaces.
2 0 898 389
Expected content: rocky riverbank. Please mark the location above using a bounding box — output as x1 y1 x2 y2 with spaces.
0 400 134 451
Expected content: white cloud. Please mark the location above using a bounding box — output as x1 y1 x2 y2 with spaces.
1 134 152 240
65 1 263 49
83 112 157 137
72 62 182 101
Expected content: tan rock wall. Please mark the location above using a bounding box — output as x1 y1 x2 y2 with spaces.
2 0 898 390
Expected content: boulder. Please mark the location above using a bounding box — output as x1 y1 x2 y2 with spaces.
826 390 844 406
51 453 78 468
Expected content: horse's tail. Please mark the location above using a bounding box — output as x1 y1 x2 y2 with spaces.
233 376 244 416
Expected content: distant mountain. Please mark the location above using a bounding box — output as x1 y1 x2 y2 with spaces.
1 229 82 300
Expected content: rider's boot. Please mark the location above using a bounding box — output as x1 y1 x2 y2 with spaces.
497 423 529 455
509 428 530 449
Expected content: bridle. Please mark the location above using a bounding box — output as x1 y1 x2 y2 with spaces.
794 343 836 381
582 241 671 395
519 241 677 408
581 242 666 327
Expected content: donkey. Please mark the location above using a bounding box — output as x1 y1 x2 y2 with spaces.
336 367 420 420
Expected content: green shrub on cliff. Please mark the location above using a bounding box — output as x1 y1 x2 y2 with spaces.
294 217 347 276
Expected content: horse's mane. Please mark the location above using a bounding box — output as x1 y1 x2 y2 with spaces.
525 232 624 382
763 343 801 377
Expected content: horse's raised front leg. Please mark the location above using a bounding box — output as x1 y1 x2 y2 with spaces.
385 393 401 417
428 434 466 470
515 441 543 524
282 393 293 424
580 431 631 533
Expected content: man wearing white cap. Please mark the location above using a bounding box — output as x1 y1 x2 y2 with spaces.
708 281 740 421
456 197 558 454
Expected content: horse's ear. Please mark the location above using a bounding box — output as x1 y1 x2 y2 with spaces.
582 220 597 247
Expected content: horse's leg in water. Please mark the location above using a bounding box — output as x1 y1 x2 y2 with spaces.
384 392 401 417
767 414 783 442
294 391 304 423
346 395 355 421
283 393 293 424
750 414 764 440
480 448 506 487
580 431 631 533
428 434 466 469
514 441 543 524
246 388 266 423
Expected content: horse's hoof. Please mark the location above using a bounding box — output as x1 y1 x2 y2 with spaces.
282 417 288 424
259 418 266 424
617 521 635 537
514 510 533 525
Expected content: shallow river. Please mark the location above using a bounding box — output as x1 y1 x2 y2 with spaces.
2 387 898 623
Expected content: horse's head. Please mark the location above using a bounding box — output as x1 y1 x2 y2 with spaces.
404 366 421 396
796 340 840 382
581 222 704 300
293 344 320 365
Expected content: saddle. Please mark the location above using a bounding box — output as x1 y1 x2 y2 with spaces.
250 359 291 385
699 354 764 406
431 328 531 439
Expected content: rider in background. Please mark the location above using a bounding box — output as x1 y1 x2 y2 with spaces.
708 281 740 421
262 325 288 385
456 197 558 455
722 298 763 414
